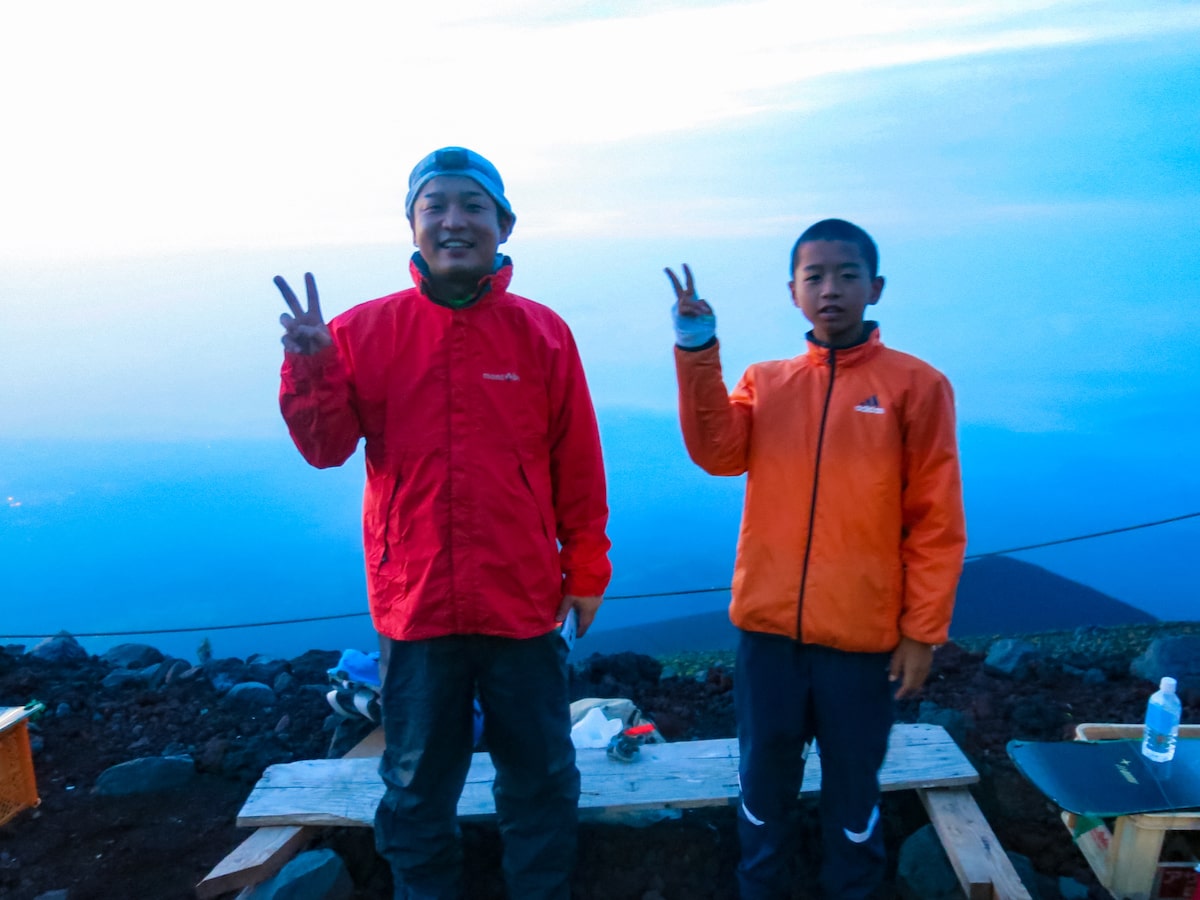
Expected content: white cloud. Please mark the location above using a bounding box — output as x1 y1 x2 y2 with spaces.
1 0 1197 260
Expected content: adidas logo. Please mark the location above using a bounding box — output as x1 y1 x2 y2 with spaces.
854 395 885 415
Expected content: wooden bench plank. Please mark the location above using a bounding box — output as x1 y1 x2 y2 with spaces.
920 787 1032 900
237 724 977 828
196 826 312 900
196 727 386 898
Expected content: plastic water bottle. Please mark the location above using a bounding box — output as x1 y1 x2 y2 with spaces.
1142 676 1182 763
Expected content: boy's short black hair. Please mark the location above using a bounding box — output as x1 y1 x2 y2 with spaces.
790 219 879 279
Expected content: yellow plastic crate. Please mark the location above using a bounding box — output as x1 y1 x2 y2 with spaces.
0 706 41 826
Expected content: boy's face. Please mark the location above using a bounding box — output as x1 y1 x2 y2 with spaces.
790 239 884 347
411 174 513 289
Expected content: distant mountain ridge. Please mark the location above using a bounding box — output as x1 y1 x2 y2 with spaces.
949 555 1154 635
580 557 1157 657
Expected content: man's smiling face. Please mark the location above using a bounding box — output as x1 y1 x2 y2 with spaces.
411 174 513 298
790 239 884 346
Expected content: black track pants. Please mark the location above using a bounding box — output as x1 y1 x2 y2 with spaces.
374 632 579 900
735 630 893 900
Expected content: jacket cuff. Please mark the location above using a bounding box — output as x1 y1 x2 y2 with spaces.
675 336 717 352
281 345 342 388
563 569 612 600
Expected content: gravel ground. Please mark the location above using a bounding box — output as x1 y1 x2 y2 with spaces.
1 622 1197 899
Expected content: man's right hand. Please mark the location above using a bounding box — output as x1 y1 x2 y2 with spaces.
275 272 332 355
664 264 717 348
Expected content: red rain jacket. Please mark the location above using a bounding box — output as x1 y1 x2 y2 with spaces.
281 257 611 641
676 326 965 652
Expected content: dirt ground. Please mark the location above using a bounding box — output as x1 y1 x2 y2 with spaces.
0 626 1196 900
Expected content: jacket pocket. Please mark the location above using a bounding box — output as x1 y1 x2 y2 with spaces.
374 468 405 576
514 454 563 605
517 457 553 544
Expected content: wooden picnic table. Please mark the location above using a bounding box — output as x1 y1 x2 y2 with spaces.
200 723 1030 899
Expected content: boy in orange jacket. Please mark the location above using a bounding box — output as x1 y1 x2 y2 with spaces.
667 219 966 899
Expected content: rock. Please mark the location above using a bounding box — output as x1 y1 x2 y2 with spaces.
1082 667 1107 686
176 664 207 683
327 717 375 759
587 808 683 827
1131 635 1200 695
1006 852 1045 899
898 827 1041 899
224 682 277 709
896 824 960 900
983 638 1040 680
101 643 165 670
198 737 230 771
917 700 971 747
29 632 89 664
54 702 72 718
210 672 240 694
33 891 70 900
1010 697 1065 739
289 649 343 681
102 668 153 690
577 652 663 688
274 672 296 694
243 849 353 900
1058 874 1090 898
94 756 196 796
216 738 294 782
204 656 249 685
247 655 291 686
148 657 191 688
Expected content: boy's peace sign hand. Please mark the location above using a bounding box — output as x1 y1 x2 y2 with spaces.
664 264 714 317
275 272 332 355
665 264 717 349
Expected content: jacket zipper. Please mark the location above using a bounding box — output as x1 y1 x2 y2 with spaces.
798 349 837 637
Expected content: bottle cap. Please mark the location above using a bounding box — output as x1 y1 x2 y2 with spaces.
1160 676 1177 693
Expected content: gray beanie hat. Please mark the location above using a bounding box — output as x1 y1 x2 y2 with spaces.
405 147 515 227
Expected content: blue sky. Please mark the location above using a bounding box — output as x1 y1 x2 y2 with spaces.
2 1 1199 647
4 0 1198 440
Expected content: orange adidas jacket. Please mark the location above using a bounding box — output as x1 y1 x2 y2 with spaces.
676 325 966 652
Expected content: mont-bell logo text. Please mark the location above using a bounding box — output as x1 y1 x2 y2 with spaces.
854 395 885 415
482 372 520 382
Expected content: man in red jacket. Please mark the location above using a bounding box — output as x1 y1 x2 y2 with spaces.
275 147 611 900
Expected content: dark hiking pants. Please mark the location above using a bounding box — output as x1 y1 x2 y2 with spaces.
375 632 579 900
735 630 894 900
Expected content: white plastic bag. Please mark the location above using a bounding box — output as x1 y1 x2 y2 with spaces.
570 706 624 749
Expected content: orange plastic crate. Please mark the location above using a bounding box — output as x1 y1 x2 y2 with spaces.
0 711 40 826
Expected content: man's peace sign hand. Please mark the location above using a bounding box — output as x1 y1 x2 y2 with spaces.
665 264 716 349
275 272 332 355
664 264 714 317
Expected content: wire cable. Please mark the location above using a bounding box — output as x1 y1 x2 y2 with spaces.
962 511 1200 559
3 510 1197 641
